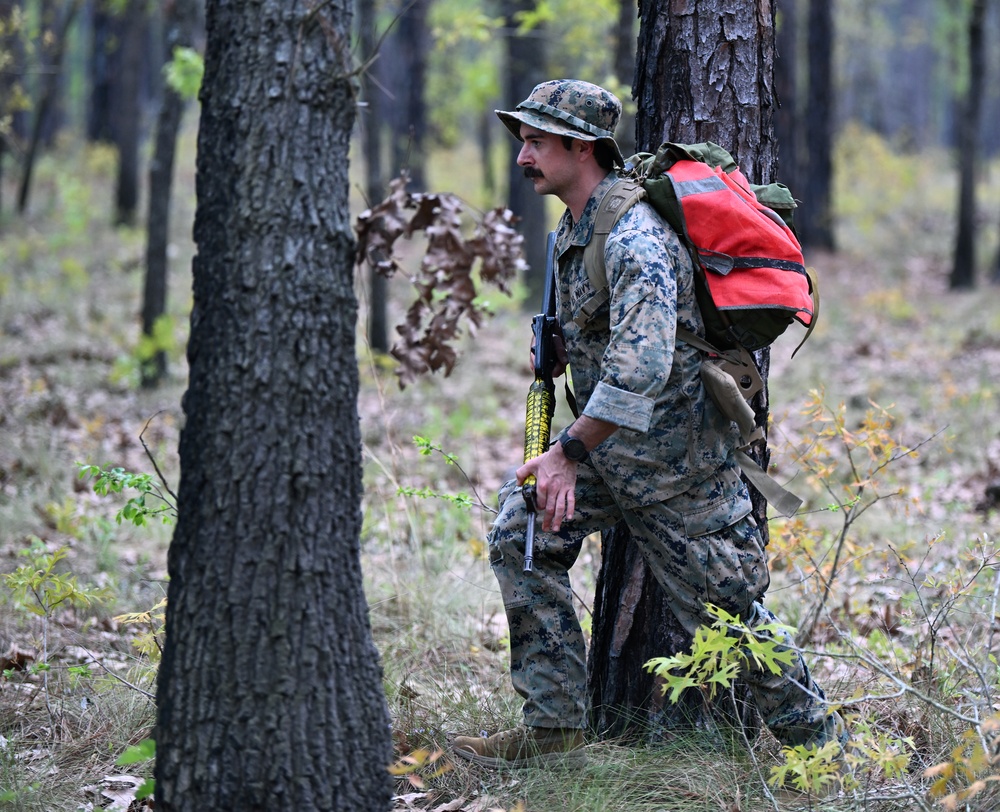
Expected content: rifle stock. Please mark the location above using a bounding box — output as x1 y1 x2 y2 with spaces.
522 232 558 573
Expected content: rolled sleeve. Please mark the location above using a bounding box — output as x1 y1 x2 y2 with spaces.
583 380 655 432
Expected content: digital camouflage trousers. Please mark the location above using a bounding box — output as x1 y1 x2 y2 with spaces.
487 458 836 748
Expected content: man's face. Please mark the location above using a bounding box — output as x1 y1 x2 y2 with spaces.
516 125 578 199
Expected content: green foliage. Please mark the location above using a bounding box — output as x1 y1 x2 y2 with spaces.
115 738 156 800
109 314 179 387
644 604 798 704
4 540 112 619
164 46 204 100
77 462 177 527
396 437 479 511
769 738 845 795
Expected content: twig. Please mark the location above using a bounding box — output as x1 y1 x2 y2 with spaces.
140 413 178 503
83 652 156 701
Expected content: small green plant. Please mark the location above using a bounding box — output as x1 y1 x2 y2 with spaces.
164 45 204 99
4 540 112 620
3 539 113 708
769 738 846 796
115 738 156 800
396 436 493 513
110 314 179 387
77 462 177 526
644 604 798 704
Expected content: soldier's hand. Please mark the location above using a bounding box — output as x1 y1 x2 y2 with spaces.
516 448 576 533
529 337 567 378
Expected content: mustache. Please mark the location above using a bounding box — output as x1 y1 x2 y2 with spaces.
523 167 544 179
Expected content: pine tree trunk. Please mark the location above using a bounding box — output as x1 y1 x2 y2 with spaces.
589 0 780 742
798 0 834 251
154 1 392 809
502 0 548 306
774 0 800 191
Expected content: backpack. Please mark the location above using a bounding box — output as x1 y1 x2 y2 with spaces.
580 141 818 517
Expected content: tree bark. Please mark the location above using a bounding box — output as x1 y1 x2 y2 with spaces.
613 0 637 160
590 0 780 743
17 0 81 214
88 0 121 143
774 0 800 193
385 0 429 190
113 0 146 226
798 0 834 251
502 0 548 307
155 1 392 809
141 0 199 387
358 0 388 354
950 0 986 291
0 0 17 222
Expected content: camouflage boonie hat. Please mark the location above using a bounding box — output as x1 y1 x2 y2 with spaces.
495 79 625 167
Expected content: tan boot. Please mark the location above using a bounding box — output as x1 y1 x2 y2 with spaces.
452 725 586 768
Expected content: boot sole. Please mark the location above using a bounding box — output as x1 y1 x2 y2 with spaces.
451 745 587 770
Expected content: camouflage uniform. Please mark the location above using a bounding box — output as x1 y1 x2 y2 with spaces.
487 80 838 751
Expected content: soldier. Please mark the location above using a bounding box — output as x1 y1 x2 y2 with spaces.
452 80 845 769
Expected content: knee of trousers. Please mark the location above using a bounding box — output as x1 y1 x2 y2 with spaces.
488 485 527 562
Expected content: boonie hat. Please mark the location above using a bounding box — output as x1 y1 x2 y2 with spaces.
495 79 625 167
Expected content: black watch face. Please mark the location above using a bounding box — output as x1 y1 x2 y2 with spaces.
562 436 587 461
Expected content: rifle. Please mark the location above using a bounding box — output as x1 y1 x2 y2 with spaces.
521 231 559 574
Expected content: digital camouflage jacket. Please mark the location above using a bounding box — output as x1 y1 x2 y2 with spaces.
554 171 740 509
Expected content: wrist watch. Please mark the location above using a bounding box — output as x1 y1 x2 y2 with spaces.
559 433 589 463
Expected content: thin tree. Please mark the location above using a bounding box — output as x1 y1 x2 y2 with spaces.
589 0 783 740
359 0 389 353
798 0 834 251
112 0 146 226
0 0 19 221
774 0 801 198
613 0 637 160
16 0 81 214
141 0 200 387
384 0 429 190
950 0 987 290
502 0 547 305
154 0 393 808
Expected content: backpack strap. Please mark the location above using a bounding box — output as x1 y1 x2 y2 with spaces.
580 176 646 291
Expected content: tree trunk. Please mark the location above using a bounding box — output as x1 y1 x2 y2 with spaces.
798 0 834 251
774 0 800 193
154 1 393 809
17 0 81 214
88 0 120 143
358 0 388 354
613 0 637 160
950 0 986 291
590 0 780 742
141 0 199 388
0 0 17 222
385 0 429 190
113 0 145 226
503 0 548 307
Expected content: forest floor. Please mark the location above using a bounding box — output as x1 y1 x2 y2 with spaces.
2 132 1000 810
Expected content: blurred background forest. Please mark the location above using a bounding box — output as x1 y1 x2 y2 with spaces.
3 1 1000 810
